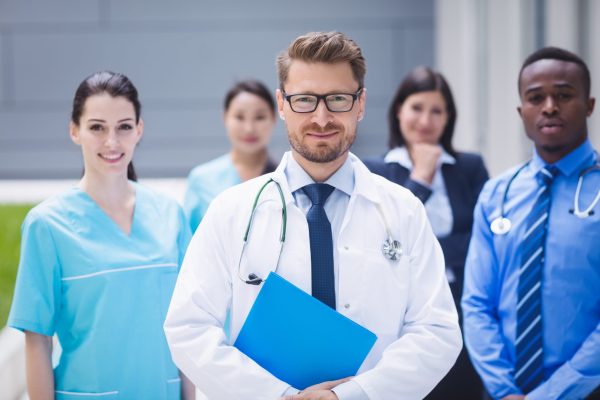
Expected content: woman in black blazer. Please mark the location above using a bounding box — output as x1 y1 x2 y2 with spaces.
365 67 488 399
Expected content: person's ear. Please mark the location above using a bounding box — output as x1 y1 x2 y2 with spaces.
136 119 144 144
357 88 367 121
586 97 595 117
69 121 81 145
276 89 286 120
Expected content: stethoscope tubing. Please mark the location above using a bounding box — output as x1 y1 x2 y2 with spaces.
237 177 402 285
491 158 600 234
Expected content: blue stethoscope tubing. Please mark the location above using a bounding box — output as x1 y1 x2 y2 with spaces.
236 178 402 285
490 159 600 235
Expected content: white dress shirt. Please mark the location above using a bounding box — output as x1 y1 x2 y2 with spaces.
384 146 455 238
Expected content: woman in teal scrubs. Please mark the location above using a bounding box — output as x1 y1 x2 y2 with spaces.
184 80 277 233
8 71 193 399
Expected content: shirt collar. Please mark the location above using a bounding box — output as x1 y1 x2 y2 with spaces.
383 146 456 168
531 139 595 177
285 152 355 196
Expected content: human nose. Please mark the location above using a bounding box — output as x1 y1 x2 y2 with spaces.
542 96 559 115
104 129 119 146
417 111 433 127
311 98 333 126
242 119 255 133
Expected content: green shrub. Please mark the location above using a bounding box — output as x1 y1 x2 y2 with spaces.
0 204 34 326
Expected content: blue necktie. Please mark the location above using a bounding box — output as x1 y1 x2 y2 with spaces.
302 183 336 309
515 165 558 393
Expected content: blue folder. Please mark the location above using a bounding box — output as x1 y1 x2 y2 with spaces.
234 272 377 390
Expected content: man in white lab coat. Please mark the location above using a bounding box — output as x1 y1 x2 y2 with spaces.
165 31 461 400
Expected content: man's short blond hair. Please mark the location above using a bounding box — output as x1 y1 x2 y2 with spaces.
276 31 366 90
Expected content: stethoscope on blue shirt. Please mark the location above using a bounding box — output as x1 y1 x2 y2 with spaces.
490 160 600 235
237 178 403 285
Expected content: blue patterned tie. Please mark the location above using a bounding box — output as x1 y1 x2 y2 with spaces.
302 183 336 309
515 165 558 393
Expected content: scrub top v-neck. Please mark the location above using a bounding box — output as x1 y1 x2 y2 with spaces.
9 183 191 399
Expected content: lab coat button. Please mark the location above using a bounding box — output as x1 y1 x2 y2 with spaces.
344 246 350 251
344 303 350 309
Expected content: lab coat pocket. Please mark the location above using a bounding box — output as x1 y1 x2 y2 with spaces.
358 249 410 334
55 390 119 399
358 332 398 373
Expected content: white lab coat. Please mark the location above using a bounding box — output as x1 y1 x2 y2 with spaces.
165 153 461 400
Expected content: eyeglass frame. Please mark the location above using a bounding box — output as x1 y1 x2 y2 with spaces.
281 88 364 113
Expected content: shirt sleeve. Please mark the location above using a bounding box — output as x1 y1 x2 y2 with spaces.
282 386 300 396
164 196 290 399
461 189 522 398
527 321 600 399
332 380 369 400
8 211 61 337
403 177 433 203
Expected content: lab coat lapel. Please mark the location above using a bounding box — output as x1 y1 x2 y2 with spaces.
246 153 312 293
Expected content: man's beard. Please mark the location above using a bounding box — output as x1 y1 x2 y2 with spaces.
287 122 356 163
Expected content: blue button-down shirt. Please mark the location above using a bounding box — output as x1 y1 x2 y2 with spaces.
462 139 600 399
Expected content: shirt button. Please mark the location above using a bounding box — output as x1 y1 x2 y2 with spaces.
344 303 350 309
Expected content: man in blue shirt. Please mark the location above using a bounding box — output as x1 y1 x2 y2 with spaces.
462 47 600 399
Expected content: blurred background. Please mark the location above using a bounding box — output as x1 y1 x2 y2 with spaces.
0 1 599 398
0 0 597 181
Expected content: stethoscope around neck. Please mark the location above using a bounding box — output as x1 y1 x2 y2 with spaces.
236 178 403 285
490 159 600 235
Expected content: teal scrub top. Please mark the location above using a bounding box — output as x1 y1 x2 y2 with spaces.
183 154 241 233
9 183 191 399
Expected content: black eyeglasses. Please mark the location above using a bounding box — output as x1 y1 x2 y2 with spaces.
282 88 363 113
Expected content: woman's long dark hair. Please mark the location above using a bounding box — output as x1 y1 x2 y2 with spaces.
387 67 457 156
72 71 141 181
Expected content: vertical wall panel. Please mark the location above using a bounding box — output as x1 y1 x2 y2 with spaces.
0 34 6 105
0 1 435 178
0 1 101 24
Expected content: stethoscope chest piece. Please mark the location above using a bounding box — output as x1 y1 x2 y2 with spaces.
490 217 512 235
382 238 402 261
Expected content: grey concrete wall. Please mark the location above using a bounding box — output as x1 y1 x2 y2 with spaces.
0 0 434 179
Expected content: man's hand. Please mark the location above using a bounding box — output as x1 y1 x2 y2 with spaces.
281 377 351 400
501 395 526 400
303 377 351 392
409 143 442 184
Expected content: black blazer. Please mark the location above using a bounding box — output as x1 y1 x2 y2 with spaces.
364 151 489 300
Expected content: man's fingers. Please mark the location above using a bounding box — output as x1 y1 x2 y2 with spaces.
303 376 352 391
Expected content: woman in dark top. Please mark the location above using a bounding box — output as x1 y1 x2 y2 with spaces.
365 66 488 399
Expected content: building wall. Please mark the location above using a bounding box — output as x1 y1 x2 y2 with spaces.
0 0 435 179
436 0 600 177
